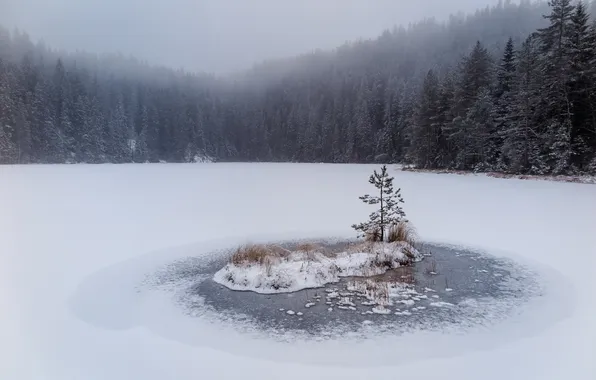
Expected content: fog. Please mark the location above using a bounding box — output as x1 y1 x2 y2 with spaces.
1 0 497 74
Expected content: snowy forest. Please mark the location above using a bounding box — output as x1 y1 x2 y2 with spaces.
1 0 596 174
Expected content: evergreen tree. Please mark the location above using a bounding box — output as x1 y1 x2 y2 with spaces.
502 35 547 174
352 165 406 242
536 0 575 173
448 41 494 169
434 72 456 167
107 96 130 162
493 37 517 169
568 1 596 170
496 37 517 97
455 41 494 116
409 70 440 168
465 89 498 170
0 124 17 163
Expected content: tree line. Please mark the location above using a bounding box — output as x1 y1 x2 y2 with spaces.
1 0 595 174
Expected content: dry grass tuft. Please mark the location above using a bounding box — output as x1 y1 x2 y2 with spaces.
387 221 417 245
230 244 284 266
295 243 319 252
295 242 336 260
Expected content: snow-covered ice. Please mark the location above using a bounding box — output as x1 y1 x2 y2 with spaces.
0 163 594 380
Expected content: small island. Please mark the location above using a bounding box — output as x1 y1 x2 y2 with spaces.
213 165 423 294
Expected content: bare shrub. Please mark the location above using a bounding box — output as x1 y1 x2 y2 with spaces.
387 221 417 245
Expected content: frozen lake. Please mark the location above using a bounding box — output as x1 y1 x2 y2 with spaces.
0 163 595 379
169 241 543 339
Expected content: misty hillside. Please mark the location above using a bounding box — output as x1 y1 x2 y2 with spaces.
1 0 596 174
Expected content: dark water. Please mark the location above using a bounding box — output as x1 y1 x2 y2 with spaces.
153 241 534 336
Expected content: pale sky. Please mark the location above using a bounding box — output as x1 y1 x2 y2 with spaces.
0 0 497 74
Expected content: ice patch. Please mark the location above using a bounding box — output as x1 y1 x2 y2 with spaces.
431 302 455 308
372 306 392 315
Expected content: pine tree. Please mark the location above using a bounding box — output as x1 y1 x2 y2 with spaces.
448 41 494 169
536 0 576 173
107 96 130 163
434 72 456 167
13 97 31 163
0 124 17 163
352 165 407 242
496 37 517 97
79 97 105 163
0 59 15 136
568 1 596 170
455 41 494 116
409 70 440 168
502 35 548 174
468 89 499 170
493 37 517 169
134 105 150 163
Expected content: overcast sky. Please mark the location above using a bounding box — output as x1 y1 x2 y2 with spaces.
1 0 497 74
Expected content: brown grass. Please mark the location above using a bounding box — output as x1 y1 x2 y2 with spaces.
387 221 417 245
296 243 321 260
295 243 319 252
295 242 337 260
230 244 286 266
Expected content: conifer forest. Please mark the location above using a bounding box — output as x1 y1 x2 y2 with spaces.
1 0 596 175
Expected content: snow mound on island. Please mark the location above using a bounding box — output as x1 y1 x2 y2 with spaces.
213 241 422 294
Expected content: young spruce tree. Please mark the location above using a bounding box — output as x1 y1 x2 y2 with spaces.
352 165 406 242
